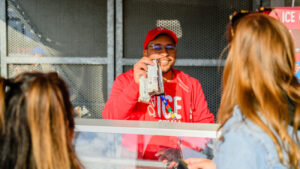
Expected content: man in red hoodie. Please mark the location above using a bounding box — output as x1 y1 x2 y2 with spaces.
102 27 214 162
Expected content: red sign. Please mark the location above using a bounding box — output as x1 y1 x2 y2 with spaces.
269 7 300 77
269 7 300 29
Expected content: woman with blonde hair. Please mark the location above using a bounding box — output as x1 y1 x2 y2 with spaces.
0 72 82 169
186 13 300 169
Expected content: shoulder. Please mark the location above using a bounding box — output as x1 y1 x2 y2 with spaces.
115 69 134 82
174 69 198 82
220 107 276 151
214 128 265 169
111 69 134 88
215 106 287 168
173 69 202 88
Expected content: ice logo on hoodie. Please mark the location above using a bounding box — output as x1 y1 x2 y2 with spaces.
147 95 182 120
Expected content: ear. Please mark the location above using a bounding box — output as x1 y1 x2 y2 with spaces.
143 49 148 57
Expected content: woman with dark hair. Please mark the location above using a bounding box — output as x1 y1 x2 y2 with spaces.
186 13 300 169
0 72 82 169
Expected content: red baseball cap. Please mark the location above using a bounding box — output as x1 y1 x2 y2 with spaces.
144 27 178 49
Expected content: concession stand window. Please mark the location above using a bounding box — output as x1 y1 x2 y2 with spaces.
74 119 219 169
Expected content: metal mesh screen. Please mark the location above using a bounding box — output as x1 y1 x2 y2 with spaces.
285 0 300 6
8 64 107 119
7 0 107 57
123 0 252 59
123 66 222 117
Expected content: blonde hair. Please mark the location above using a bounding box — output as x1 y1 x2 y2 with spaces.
0 72 82 169
218 13 300 168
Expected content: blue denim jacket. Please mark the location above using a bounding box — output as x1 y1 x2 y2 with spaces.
213 106 300 169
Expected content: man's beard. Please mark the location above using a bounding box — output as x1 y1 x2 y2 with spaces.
161 66 172 73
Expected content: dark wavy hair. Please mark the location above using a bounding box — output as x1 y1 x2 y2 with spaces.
0 72 82 169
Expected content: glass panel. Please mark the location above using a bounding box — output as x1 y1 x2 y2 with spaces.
8 64 107 119
74 120 217 169
7 0 107 57
75 132 214 169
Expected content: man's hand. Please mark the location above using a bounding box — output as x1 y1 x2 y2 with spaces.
133 54 167 84
155 148 182 169
185 158 216 169
133 56 154 84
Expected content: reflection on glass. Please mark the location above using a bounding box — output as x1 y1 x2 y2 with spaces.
74 132 214 169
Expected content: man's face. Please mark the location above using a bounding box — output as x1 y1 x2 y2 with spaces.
144 35 177 73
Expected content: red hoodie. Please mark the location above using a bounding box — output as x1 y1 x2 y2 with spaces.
103 69 214 122
102 69 214 160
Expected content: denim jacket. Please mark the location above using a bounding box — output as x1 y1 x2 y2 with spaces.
213 106 300 169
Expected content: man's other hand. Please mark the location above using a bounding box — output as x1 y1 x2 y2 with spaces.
185 158 216 169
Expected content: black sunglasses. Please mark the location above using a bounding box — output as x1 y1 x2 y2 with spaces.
147 44 176 53
229 7 273 37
